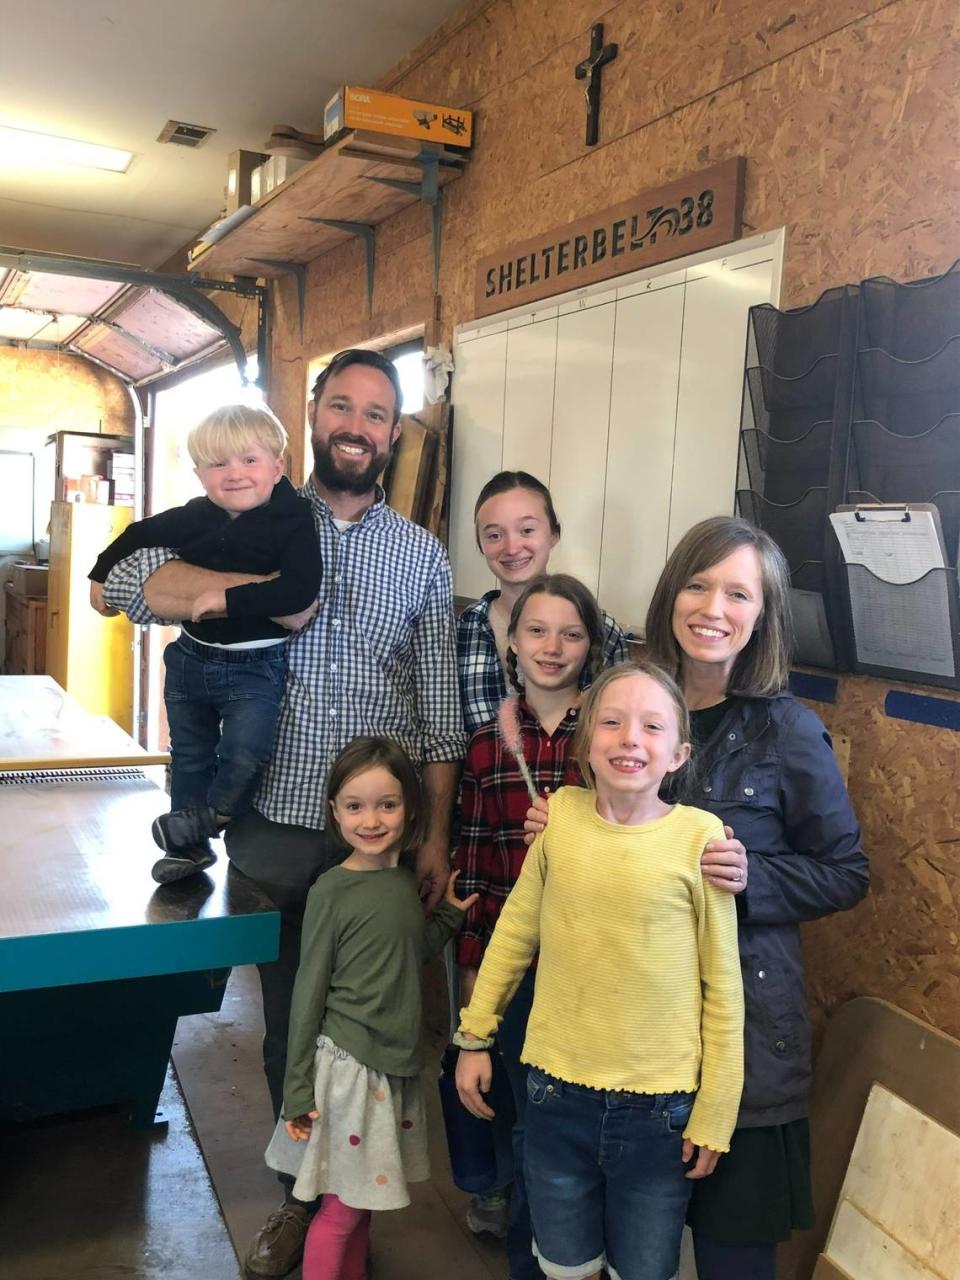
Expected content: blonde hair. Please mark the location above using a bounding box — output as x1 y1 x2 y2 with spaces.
573 661 691 790
187 404 288 468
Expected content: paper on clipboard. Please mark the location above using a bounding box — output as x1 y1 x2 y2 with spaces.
829 508 945 585
830 504 956 679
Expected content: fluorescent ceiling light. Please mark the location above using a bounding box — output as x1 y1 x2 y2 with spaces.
0 125 133 173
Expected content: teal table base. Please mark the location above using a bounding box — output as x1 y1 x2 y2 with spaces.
0 968 235 1128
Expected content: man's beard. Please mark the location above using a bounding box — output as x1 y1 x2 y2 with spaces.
312 433 392 495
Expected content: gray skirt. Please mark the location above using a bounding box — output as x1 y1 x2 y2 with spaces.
265 1035 430 1211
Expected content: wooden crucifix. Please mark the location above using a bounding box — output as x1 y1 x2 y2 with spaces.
574 22 618 147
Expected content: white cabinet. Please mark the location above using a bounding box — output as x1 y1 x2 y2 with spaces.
451 235 781 631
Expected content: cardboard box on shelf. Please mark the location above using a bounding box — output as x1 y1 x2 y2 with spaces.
11 563 48 597
257 154 307 197
225 149 269 214
323 86 472 149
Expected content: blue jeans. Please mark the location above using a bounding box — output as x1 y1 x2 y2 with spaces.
524 1069 694 1280
163 633 286 819
497 967 543 1280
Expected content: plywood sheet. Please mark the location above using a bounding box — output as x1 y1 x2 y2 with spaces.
385 413 437 523
0 676 168 771
779 999 960 1280
834 1085 960 1277
802 675 960 1046
827 1200 937 1280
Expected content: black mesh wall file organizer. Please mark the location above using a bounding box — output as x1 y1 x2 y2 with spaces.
736 285 857 669
735 258 960 689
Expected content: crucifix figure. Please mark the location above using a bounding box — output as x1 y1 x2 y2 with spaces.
574 22 618 147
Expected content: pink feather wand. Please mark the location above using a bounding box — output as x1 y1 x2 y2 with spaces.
497 695 538 802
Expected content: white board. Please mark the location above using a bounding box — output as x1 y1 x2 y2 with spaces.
450 231 783 629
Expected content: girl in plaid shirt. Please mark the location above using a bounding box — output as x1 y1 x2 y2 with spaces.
454 572 605 1280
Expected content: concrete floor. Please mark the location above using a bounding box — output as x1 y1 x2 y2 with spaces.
0 961 507 1280
171 962 507 1280
2 962 699 1279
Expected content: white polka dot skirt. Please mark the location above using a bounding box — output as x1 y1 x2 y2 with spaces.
265 1035 430 1211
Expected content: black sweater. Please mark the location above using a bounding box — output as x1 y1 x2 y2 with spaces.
89 476 322 645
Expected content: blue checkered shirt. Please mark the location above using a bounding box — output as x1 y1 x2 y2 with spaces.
457 591 629 735
103 483 466 829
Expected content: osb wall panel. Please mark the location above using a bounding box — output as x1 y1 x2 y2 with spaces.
432 0 959 319
393 0 883 185
0 347 134 436
270 0 960 446
270 207 436 481
802 676 960 1042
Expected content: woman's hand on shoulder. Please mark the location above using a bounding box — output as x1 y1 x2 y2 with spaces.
444 869 479 914
701 825 748 894
523 789 551 847
284 1110 319 1141
455 1048 495 1119
683 1140 722 1178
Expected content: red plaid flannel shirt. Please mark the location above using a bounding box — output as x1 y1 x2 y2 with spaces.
454 700 582 968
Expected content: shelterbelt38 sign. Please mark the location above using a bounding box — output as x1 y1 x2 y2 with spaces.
474 157 745 318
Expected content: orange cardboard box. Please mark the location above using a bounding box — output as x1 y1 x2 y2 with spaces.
324 86 472 149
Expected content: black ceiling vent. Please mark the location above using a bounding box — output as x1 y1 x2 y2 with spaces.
157 120 216 148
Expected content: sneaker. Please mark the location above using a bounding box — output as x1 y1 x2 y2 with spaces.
151 840 217 884
244 1202 311 1278
466 1189 509 1238
151 805 220 854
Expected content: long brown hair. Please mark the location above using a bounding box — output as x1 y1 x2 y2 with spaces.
572 661 691 790
644 517 793 696
505 573 604 692
327 736 426 867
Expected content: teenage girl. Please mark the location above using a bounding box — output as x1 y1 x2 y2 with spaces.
266 736 476 1280
455 572 605 1280
456 663 745 1280
459 471 628 735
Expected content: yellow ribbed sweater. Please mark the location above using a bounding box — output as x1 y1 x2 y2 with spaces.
459 786 745 1152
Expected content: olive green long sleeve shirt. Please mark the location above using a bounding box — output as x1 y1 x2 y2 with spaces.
283 864 463 1119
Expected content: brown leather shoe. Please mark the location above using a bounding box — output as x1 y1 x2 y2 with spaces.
244 1202 310 1278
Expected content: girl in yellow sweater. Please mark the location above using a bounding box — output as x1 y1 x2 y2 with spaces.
455 662 744 1280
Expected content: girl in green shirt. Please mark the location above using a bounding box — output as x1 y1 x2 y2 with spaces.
265 736 476 1280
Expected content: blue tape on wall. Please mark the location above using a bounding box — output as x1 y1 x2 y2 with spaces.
789 672 838 704
884 690 960 731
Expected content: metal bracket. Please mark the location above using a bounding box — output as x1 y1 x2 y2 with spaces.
301 219 376 315
246 260 307 341
364 151 444 291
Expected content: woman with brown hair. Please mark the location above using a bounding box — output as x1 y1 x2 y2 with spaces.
527 515 868 1278
644 515 868 1278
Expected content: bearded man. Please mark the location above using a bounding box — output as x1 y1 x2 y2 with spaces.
97 348 465 1277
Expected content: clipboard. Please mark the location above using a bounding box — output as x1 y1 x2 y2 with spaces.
829 503 960 686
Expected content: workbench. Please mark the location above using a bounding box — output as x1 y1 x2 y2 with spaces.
0 676 279 1127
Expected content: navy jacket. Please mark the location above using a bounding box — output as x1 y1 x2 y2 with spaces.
89 476 322 645
671 691 869 1128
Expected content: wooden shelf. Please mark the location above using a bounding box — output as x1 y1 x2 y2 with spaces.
191 130 467 279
